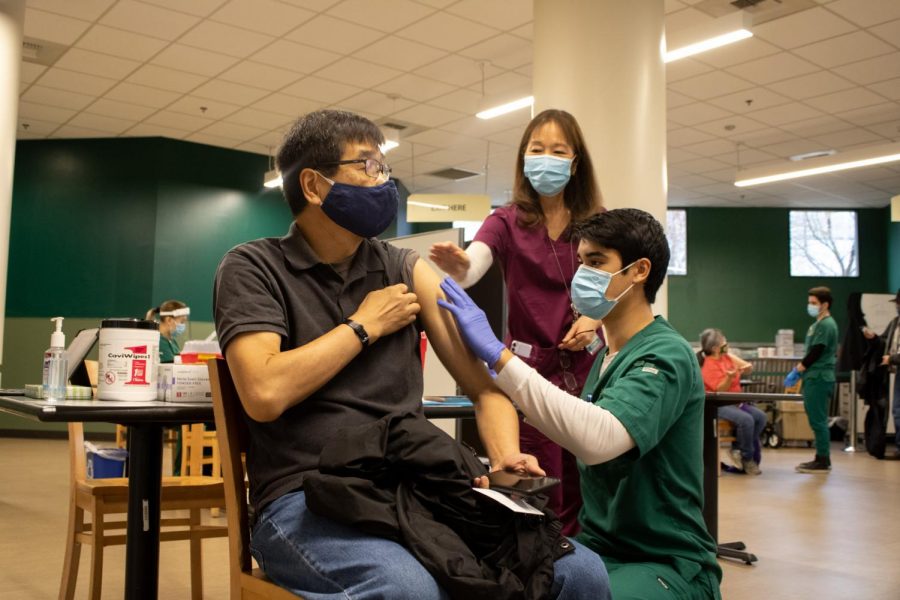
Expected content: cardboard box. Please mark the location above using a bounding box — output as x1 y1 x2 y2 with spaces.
158 364 211 403
777 400 815 441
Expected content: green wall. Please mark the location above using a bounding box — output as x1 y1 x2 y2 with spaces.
668 207 890 345
889 221 900 293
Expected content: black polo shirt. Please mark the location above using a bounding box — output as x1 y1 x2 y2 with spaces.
213 223 423 513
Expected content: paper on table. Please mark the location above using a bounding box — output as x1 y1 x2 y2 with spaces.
472 487 544 515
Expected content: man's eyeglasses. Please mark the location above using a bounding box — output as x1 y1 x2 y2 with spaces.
559 350 578 393
317 158 391 179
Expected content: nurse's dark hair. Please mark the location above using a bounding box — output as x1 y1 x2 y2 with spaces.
276 109 385 216
572 208 669 304
145 299 186 321
700 328 725 356
808 286 832 309
511 109 602 228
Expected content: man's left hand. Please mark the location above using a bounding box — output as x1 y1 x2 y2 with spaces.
473 452 545 488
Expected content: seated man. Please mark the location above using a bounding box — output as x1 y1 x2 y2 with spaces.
439 209 723 599
213 109 608 599
699 328 766 475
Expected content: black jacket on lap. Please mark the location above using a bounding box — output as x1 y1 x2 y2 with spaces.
304 412 574 600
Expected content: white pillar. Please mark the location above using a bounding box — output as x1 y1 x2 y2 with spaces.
0 0 24 384
533 0 668 315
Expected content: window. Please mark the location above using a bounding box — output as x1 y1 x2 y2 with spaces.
667 209 687 276
789 210 858 277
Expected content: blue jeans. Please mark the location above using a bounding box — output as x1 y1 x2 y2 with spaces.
717 404 766 461
893 374 900 448
250 490 611 600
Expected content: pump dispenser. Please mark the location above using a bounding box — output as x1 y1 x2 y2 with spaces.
42 317 68 401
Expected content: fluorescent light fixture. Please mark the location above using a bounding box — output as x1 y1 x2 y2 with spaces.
263 168 282 188
892 195 900 222
476 96 534 120
734 141 900 187
408 200 451 210
665 12 752 63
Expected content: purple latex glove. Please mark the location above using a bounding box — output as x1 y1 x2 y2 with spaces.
438 277 505 368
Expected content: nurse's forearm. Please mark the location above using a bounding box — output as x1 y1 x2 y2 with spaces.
456 241 493 289
495 356 634 465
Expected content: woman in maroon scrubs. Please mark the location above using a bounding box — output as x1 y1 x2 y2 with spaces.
430 109 603 534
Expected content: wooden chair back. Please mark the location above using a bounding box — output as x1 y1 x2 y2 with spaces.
208 358 301 600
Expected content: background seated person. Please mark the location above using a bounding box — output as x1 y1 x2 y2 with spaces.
213 109 609 600
699 328 765 475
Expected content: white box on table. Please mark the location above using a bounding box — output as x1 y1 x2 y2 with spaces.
158 364 211 403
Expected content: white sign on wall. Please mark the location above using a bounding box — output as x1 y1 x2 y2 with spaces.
407 194 491 222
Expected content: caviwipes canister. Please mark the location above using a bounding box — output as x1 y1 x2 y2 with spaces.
97 319 160 401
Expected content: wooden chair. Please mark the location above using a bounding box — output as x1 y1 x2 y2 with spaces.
717 419 737 476
59 423 229 600
182 423 222 517
208 358 302 600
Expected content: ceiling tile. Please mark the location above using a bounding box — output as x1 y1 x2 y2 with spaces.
252 92 322 117
139 0 228 17
667 102 732 126
734 127 801 148
179 21 275 57
665 0 687 13
20 62 47 83
210 0 315 35
804 87 887 114
826 0 900 27
103 82 181 108
191 80 270 105
67 112 134 134
27 0 116 21
728 53 820 85
667 90 693 109
707 87 791 113
250 40 340 74
337 90 415 116
665 6 715 32
746 101 825 126
414 54 499 87
235 139 275 155
869 78 900 101
672 156 732 174
767 70 856 100
731 147 780 167
665 58 713 83
16 117 60 136
446 0 532 30
480 71 530 97
99 1 200 41
869 19 900 47
36 67 117 96
762 138 836 158
151 44 239 76
680 138 736 158
285 14 385 54
398 12 499 52
312 57 401 90
667 127 715 147
459 34 532 70
127 64 207 93
197 120 263 141
793 31 894 69
54 48 141 80
53 124 110 139
752 6 856 49
326 0 436 33
810 127 884 149
84 98 157 120
363 36 447 72
282 75 362 103
184 131 242 148
167 95 241 119
145 110 215 132
692 38 781 69
249 129 290 150
18 101 76 123
694 115 769 138
511 22 532 40
391 103 465 128
779 115 856 137
219 61 304 91
426 88 482 114
24 8 91 45
834 102 900 126
124 123 189 139
833 52 900 85
75 25 168 62
375 73 455 103
224 107 292 130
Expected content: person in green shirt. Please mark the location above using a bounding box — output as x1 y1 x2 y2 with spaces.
795 286 838 474
439 208 721 599
146 300 190 363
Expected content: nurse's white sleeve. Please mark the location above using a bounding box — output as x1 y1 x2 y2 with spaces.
455 241 493 289
495 356 635 465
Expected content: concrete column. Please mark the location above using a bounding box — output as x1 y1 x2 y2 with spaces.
0 0 24 384
533 0 668 314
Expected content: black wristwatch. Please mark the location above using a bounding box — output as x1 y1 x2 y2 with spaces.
344 319 370 348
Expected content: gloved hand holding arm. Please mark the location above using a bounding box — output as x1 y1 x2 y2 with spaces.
437 277 505 368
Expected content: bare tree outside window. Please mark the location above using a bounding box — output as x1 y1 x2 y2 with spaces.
789 210 858 277
667 209 687 276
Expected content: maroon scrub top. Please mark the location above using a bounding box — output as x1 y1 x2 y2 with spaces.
474 205 595 393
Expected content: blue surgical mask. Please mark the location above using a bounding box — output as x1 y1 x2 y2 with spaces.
523 155 573 197
317 173 398 238
173 323 186 337
571 262 636 320
806 303 820 318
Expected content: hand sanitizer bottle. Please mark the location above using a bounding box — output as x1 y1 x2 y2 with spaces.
42 317 67 401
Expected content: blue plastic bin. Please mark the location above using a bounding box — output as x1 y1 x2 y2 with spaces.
85 443 128 479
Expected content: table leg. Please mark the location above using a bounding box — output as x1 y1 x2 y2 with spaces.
125 423 163 600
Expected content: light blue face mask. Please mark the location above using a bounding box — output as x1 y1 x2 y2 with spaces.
173 322 187 337
806 303 820 318
571 262 636 320
523 154 573 197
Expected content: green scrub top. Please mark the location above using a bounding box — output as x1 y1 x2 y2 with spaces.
803 315 838 382
160 335 180 364
577 316 722 587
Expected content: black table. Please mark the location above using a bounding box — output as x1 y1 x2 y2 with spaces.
704 392 802 565
0 396 213 600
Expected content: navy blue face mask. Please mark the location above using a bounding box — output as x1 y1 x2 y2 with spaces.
317 173 399 238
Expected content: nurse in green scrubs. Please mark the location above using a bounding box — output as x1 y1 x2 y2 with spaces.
146 300 190 363
439 208 721 599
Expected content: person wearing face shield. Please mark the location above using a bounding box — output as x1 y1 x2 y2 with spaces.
439 209 722 600
213 110 609 600
428 109 604 535
145 300 190 363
